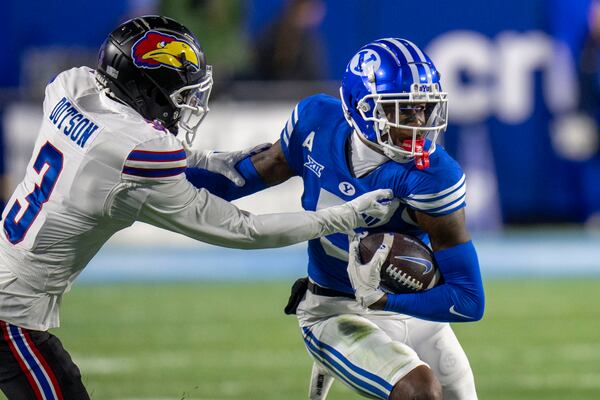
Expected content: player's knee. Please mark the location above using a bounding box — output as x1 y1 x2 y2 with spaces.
389 365 442 400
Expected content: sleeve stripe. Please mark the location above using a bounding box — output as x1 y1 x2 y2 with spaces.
123 166 186 178
127 149 186 162
129 149 184 155
283 104 299 144
427 193 466 215
124 159 187 169
282 128 290 146
293 104 298 124
407 182 466 210
285 117 293 140
407 174 466 201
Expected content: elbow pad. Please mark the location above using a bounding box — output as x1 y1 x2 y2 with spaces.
384 240 485 322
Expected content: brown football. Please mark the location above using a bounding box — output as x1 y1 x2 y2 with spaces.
358 232 441 294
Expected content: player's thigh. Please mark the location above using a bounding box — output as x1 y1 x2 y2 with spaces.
403 319 477 400
302 314 426 400
0 323 89 400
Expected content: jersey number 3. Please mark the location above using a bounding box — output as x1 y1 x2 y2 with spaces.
4 142 64 244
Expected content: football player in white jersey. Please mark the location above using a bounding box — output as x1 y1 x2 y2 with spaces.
0 16 399 399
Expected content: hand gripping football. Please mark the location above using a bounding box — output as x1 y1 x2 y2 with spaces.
358 232 441 294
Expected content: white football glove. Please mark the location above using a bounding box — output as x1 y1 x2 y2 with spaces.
345 189 399 228
187 143 272 186
347 233 394 308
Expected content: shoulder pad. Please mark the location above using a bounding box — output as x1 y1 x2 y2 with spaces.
281 94 341 145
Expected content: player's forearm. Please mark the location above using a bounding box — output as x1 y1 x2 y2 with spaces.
183 147 207 169
384 283 484 322
185 157 267 201
235 189 396 248
241 204 360 249
383 241 485 322
135 180 360 250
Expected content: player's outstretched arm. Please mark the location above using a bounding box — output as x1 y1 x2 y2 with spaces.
186 140 296 201
115 135 397 249
113 171 398 249
373 209 485 322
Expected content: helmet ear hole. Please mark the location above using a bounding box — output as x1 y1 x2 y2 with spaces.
149 86 177 125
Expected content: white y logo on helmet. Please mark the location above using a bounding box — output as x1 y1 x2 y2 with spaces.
350 49 380 77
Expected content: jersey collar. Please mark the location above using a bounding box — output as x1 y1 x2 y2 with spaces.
98 90 143 120
348 130 392 177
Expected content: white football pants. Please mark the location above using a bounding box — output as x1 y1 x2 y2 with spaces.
297 289 477 400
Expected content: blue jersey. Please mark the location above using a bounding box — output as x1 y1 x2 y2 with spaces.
280 94 466 294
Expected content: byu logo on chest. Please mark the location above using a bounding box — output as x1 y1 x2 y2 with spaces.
304 155 324 177
338 181 356 196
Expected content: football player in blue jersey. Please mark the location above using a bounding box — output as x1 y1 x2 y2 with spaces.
187 38 484 400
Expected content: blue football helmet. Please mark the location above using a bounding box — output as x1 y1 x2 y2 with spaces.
340 38 448 169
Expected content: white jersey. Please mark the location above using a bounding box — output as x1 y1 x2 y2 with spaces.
0 67 360 331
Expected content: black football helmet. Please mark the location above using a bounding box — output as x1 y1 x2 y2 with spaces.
96 15 213 143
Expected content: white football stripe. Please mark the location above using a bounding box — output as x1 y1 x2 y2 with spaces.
282 127 290 146
320 236 349 261
284 104 299 142
124 159 187 170
372 42 401 65
384 38 420 84
399 39 433 84
305 346 383 399
408 174 466 200
398 39 426 62
407 187 466 211
284 119 293 142
8 326 58 400
18 329 59 400
293 104 299 125
428 193 467 214
303 334 390 398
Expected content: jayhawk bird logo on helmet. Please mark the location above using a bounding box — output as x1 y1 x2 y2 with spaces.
340 38 448 170
132 31 199 71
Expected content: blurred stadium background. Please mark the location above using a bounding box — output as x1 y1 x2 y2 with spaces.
2 0 600 399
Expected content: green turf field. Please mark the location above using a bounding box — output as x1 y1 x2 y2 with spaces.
2 279 599 399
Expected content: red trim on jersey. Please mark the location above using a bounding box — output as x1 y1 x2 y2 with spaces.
126 148 187 163
128 149 184 155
